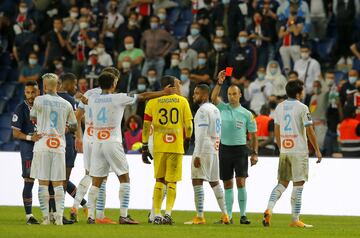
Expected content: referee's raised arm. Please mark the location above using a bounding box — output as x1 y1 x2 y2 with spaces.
211 70 226 105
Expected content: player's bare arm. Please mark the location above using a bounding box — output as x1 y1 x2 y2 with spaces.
12 128 42 142
306 125 322 163
275 124 281 150
137 84 176 101
211 70 226 105
75 108 85 152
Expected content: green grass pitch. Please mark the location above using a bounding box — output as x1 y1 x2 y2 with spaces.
1 206 359 238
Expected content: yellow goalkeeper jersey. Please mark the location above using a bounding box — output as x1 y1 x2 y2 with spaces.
144 94 193 154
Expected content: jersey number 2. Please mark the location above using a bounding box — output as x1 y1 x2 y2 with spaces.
284 114 292 131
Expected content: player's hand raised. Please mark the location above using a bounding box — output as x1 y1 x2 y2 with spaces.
141 143 153 164
217 70 226 85
75 137 83 153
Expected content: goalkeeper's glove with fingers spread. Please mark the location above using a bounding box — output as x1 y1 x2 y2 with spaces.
141 143 153 164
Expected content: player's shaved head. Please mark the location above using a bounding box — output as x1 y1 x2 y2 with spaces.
193 84 210 105
59 73 77 95
228 84 241 94
227 85 241 106
42 73 58 93
160 75 176 89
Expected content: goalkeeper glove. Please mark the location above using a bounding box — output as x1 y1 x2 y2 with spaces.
141 143 153 164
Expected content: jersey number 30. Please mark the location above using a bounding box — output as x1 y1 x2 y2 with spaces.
158 108 179 125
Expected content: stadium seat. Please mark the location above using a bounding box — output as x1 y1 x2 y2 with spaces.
0 141 17 151
0 113 12 129
174 22 189 39
0 128 12 144
0 82 17 99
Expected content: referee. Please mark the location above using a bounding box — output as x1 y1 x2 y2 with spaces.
211 70 258 224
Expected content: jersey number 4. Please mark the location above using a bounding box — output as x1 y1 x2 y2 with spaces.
97 107 108 123
158 108 179 125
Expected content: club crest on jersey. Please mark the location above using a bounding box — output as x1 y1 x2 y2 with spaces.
306 113 312 121
97 130 111 140
163 133 176 143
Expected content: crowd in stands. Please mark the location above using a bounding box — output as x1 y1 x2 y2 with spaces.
0 0 360 157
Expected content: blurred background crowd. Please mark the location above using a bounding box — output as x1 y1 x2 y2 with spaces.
0 0 359 157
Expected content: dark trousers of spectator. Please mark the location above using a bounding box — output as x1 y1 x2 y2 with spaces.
332 21 354 65
323 130 339 157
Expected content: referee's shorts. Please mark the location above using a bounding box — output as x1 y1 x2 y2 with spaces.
219 144 249 180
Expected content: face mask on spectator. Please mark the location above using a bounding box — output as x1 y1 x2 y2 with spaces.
270 67 277 75
70 12 78 19
238 37 247 44
216 30 224 37
125 43 134 50
191 28 200 36
129 20 137 26
326 78 334 87
148 76 157 85
214 43 222 51
79 22 88 29
349 76 357 84
171 59 179 67
19 7 27 14
301 52 310 60
150 22 159 30
198 58 206 66
258 73 265 80
180 74 188 81
222 0 230 4
129 122 138 131
158 13 166 21
29 58 37 65
122 61 131 69
90 57 97 65
179 42 188 50
313 87 321 94
137 84 146 92
97 47 105 54
55 63 63 69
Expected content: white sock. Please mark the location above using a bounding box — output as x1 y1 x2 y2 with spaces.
267 183 286 212
73 175 92 209
88 186 100 219
211 184 227 214
291 185 304 222
119 183 130 217
26 214 33 220
194 185 204 217
96 180 107 219
38 185 49 218
54 186 65 219
150 184 166 219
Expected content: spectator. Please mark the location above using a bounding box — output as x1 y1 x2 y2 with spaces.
140 15 176 78
187 22 209 53
51 57 69 77
117 36 144 70
180 68 191 99
258 0 279 47
124 115 143 153
77 78 89 95
13 1 35 35
178 37 198 71
212 25 231 50
339 69 358 106
44 18 69 69
100 0 125 53
309 80 329 152
117 12 142 51
277 0 311 35
12 19 39 67
245 66 273 114
350 40 360 72
229 31 257 83
116 56 141 93
18 52 42 84
196 0 214 42
211 1 230 38
146 68 161 91
332 0 360 65
135 76 150 119
228 0 248 41
164 52 181 79
294 44 321 105
308 0 331 41
255 104 276 156
208 36 229 81
247 11 271 67
83 50 104 88
63 5 80 40
265 60 287 98
156 7 172 32
338 106 360 157
288 70 299 81
67 16 97 77
278 7 304 72
323 70 343 156
94 42 113 67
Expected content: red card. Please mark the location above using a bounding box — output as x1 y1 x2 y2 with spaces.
225 67 233 77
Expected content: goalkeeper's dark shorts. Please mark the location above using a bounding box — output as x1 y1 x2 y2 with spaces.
219 144 249 180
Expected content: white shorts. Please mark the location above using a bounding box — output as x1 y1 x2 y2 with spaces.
83 139 93 172
277 153 309 182
90 142 128 177
30 151 66 181
191 154 220 182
